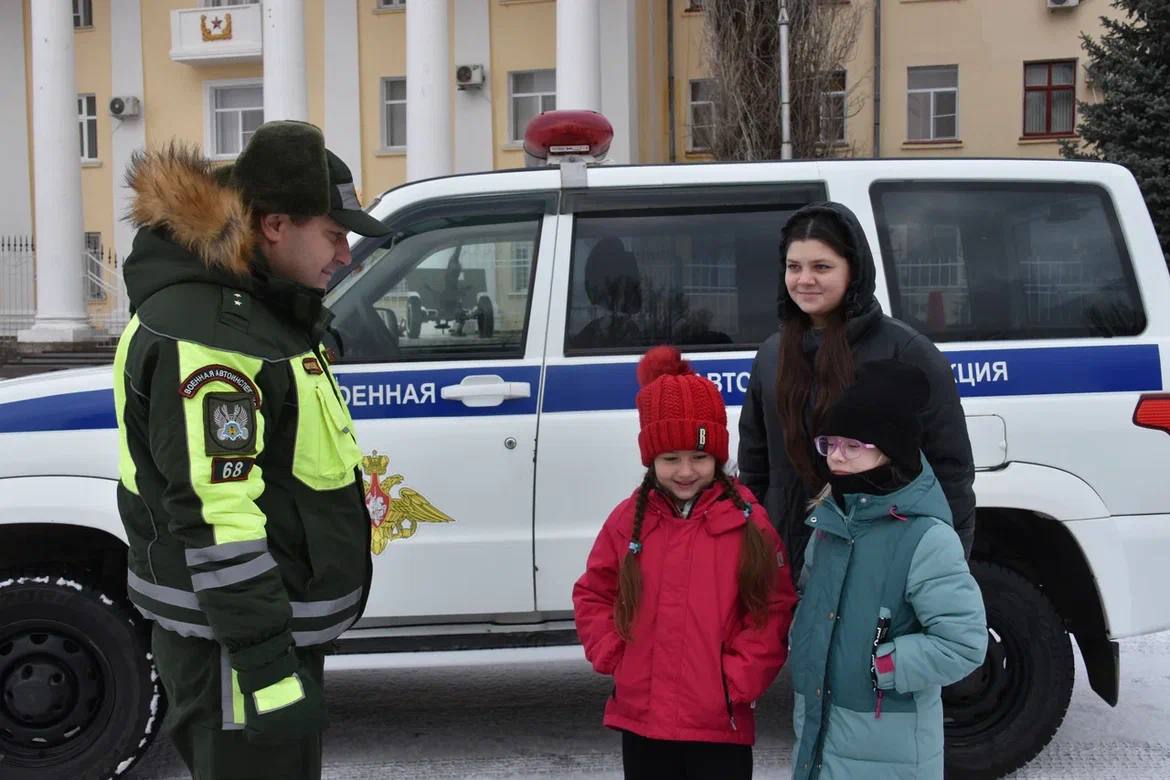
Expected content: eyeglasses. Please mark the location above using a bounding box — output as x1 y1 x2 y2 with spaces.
814 435 878 460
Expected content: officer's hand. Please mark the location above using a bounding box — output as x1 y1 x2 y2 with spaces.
238 666 327 745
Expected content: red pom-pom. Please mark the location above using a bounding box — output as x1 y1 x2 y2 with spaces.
637 346 690 387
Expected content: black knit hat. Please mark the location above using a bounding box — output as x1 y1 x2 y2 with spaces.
819 359 931 473
230 120 390 237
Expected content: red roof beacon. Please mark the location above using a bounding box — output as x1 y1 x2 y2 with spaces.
523 110 614 187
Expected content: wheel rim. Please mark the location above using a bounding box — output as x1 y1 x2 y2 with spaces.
0 621 110 765
943 623 1029 744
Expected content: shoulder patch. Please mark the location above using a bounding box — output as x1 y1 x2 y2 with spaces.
302 357 323 375
180 364 262 408
203 393 258 455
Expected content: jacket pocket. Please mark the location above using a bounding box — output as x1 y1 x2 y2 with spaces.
720 647 737 732
291 361 362 491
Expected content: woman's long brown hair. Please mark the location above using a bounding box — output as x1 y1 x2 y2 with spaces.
613 468 777 640
778 213 857 490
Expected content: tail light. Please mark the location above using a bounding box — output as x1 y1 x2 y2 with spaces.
1133 394 1170 434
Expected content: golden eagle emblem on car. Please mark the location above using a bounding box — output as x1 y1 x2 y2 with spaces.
361 451 453 555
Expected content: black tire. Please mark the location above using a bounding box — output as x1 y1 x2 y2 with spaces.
0 572 164 779
943 561 1073 779
476 295 495 338
406 295 423 339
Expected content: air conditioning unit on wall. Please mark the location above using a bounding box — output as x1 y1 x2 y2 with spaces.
455 64 485 90
1047 0 1080 9
109 96 141 118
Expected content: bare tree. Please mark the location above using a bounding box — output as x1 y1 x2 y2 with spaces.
700 0 868 160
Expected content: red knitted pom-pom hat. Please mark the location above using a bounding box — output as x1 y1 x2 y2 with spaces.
635 346 728 466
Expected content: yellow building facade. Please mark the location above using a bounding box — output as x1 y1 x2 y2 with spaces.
5 0 1120 266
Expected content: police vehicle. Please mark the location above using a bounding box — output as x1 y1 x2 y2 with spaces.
0 110 1167 778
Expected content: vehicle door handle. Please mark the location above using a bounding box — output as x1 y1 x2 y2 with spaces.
440 375 531 408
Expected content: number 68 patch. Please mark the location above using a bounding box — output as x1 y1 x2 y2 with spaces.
210 457 255 483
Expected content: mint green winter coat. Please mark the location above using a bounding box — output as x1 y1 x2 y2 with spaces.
789 458 987 780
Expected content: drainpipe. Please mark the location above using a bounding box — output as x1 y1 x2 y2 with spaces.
873 0 882 157
666 0 676 162
779 0 791 160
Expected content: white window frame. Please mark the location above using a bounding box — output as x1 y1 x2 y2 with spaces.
508 69 556 143
380 77 407 151
73 0 93 28
907 65 959 141
78 94 98 161
376 0 406 8
819 70 847 144
204 78 264 161
84 232 104 301
688 79 716 152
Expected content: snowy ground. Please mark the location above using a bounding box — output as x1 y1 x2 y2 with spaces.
130 631 1170 779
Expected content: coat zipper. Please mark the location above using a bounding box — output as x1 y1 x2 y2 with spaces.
720 643 737 731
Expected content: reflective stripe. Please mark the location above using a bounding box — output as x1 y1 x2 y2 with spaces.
293 614 357 646
134 605 215 640
127 569 201 611
186 539 269 567
190 553 277 592
290 588 362 619
113 316 142 494
220 647 245 731
253 673 305 715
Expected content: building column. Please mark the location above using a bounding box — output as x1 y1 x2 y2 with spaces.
324 0 362 193
453 0 493 174
262 0 308 122
556 0 601 112
0 1 32 237
111 0 146 260
406 0 452 181
19 0 90 344
599 0 637 163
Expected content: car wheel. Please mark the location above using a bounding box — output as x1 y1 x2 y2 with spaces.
943 560 1073 779
406 295 423 339
0 572 164 780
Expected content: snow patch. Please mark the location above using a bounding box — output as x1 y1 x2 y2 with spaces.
17 576 50 585
111 755 135 776
0 579 13 588
100 594 114 606
56 577 83 591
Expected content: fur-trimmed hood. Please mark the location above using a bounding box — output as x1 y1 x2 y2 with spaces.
122 144 258 312
125 143 253 278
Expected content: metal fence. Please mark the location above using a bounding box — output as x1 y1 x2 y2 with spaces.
0 235 131 343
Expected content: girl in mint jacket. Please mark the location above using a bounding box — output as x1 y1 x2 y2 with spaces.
789 359 987 780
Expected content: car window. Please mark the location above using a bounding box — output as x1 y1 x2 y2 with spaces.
871 181 1146 341
562 184 826 354
326 196 551 362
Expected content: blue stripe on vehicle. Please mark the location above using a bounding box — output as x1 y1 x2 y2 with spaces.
0 345 1160 432
335 365 541 420
0 388 116 432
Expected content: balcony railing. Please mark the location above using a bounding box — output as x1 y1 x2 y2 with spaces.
170 3 261 66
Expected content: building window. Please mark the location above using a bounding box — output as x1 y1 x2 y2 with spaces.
73 0 93 28
381 77 407 149
208 82 263 158
84 232 104 301
907 65 958 141
509 70 556 143
202 0 258 6
78 94 98 161
1023 61 1076 137
688 79 716 151
819 70 847 144
377 0 406 7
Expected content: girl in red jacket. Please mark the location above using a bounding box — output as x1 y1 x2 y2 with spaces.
573 346 798 780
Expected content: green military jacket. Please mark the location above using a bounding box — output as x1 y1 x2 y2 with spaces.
114 147 372 723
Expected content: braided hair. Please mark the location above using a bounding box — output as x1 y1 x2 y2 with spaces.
715 470 776 628
614 467 656 640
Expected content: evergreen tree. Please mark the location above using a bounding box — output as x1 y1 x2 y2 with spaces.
1062 0 1170 262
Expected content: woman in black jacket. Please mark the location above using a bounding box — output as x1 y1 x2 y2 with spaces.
738 201 975 578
